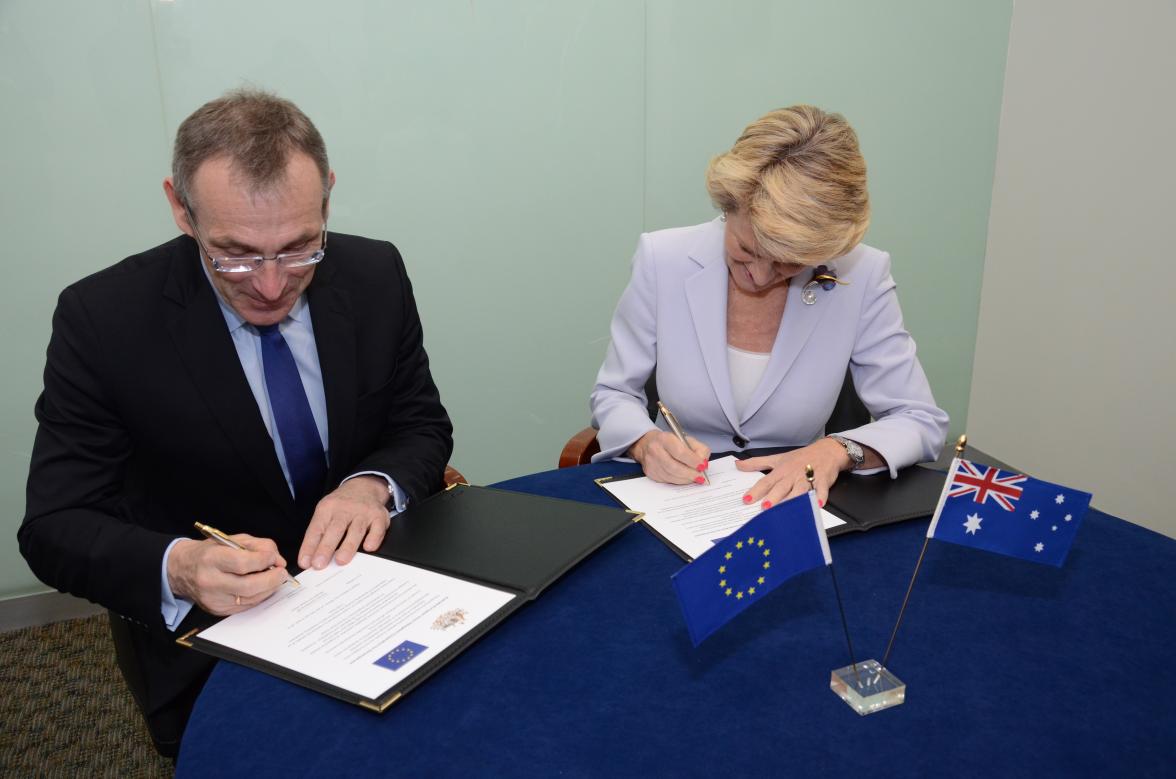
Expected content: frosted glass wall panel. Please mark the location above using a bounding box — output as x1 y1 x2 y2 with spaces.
1 0 1014 599
0 0 172 597
147 1 646 484
640 0 1014 436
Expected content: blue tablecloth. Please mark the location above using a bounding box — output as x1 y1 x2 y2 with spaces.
178 462 1175 777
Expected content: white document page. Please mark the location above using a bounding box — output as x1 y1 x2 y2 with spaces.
601 455 846 559
197 553 515 700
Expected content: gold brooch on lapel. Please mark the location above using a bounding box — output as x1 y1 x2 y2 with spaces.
801 265 849 305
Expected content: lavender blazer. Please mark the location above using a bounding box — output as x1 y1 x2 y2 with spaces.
589 218 948 477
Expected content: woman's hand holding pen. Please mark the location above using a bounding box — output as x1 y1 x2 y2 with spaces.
167 534 291 616
630 429 711 484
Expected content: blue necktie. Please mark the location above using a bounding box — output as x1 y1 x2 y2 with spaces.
257 324 327 513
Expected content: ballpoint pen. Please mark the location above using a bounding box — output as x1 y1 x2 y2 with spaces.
656 401 711 485
194 522 300 587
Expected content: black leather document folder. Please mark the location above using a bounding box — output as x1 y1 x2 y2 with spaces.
824 446 1016 536
179 484 633 712
377 484 635 596
824 465 946 536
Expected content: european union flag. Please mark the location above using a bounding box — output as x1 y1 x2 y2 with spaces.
671 492 832 646
927 458 1092 567
373 640 428 672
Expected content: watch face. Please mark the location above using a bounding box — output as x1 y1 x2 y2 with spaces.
834 436 863 464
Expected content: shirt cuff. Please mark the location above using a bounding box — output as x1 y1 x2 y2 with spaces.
850 465 888 476
161 537 195 632
344 471 408 516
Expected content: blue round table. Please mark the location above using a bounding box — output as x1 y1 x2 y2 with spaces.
177 462 1175 777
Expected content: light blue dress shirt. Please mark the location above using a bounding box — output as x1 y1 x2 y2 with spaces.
160 267 406 630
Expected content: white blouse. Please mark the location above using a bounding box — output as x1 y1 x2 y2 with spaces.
727 344 771 420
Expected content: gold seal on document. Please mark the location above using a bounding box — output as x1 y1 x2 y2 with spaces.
431 608 468 631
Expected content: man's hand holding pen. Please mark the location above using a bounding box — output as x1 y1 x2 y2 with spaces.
167 532 292 616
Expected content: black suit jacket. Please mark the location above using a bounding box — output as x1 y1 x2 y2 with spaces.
19 232 453 714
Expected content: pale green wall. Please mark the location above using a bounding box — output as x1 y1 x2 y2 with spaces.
0 0 1012 599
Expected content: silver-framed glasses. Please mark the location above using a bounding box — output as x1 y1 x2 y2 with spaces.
187 210 328 274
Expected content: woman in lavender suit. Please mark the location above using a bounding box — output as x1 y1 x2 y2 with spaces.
590 106 948 509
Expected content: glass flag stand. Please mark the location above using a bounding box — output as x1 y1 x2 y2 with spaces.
830 659 905 715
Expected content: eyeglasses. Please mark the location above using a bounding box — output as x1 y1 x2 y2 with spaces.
186 209 328 274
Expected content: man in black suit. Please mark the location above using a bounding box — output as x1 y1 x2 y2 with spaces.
19 89 453 757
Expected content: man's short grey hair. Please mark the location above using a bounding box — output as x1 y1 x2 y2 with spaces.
172 87 330 212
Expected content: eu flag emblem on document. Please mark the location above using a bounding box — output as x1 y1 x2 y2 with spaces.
927 459 1092 567
374 640 428 672
672 492 832 646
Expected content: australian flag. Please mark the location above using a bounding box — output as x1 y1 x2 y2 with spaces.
927 458 1092 567
671 492 832 646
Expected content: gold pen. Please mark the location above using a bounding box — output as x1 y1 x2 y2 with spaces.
656 401 711 485
194 522 300 587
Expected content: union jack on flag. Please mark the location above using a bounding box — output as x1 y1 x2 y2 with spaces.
946 460 1027 511
928 457 1092 566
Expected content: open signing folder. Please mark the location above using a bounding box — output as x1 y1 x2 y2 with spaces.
597 454 956 561
178 484 633 711
597 456 847 561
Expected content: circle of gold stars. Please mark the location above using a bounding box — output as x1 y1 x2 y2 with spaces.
717 535 771 601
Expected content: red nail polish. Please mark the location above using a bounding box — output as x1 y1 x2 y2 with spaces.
761 500 773 509
694 476 705 484
742 494 753 504
819 499 826 508
696 462 707 472
700 461 709 471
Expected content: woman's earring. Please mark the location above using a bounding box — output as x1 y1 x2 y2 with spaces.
720 212 727 222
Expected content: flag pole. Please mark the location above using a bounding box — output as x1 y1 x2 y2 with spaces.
881 434 966 668
828 563 862 686
809 464 862 686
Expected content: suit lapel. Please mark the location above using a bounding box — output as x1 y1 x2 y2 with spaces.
306 262 356 491
685 228 741 434
739 267 835 423
163 241 296 516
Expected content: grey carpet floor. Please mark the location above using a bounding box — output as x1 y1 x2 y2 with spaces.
0 615 171 778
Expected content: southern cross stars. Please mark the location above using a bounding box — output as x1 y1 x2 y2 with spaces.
963 513 983 535
1030 510 1040 520
1034 542 1044 553
1055 494 1065 504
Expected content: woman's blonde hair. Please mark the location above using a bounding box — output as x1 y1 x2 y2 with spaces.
705 105 869 264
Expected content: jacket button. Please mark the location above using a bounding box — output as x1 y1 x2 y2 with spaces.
732 435 748 448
